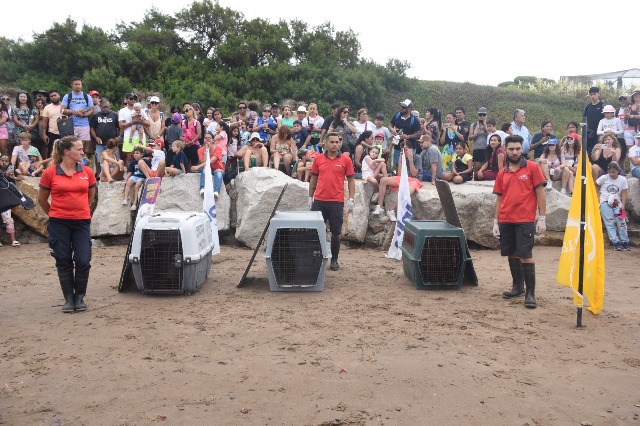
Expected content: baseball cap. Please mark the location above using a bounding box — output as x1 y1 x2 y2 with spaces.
588 86 599 94
125 92 137 100
566 133 580 139
192 102 201 110
618 93 629 100
27 147 40 156
477 107 488 114
602 104 616 113
153 139 164 148
32 89 48 97
399 99 412 108
171 112 182 123
249 132 263 142
547 138 558 145
293 120 302 126
89 90 100 96
297 106 307 113
271 103 279 108
375 132 385 139
149 96 160 103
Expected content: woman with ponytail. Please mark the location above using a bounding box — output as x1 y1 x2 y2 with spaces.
38 135 96 313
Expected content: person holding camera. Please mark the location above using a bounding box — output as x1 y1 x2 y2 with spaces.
469 107 489 174
530 120 558 161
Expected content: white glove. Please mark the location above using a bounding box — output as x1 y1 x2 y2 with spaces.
492 219 500 238
308 196 314 210
536 216 546 234
346 198 354 213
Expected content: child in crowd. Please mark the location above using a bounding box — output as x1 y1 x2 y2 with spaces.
165 140 188 177
560 133 580 196
212 122 228 164
226 124 241 170
122 147 150 210
629 134 640 179
130 103 146 143
292 120 311 149
1 208 19 247
292 148 318 182
11 132 37 178
23 147 45 177
239 121 250 147
138 139 166 178
100 138 125 182
442 142 473 184
539 138 565 183
361 146 388 191
0 155 13 180
595 161 630 251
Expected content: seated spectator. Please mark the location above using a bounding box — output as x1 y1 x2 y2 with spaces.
122 147 149 210
560 133 580 195
486 119 508 149
292 120 311 149
361 146 387 191
100 138 125 182
591 132 621 181
475 134 505 181
530 120 558 160
270 126 297 174
629 134 640 178
137 139 166 178
597 104 626 164
373 141 423 221
165 140 188 177
236 132 269 170
11 132 39 178
193 132 224 200
596 162 630 251
254 105 277 145
418 135 443 185
292 148 318 182
539 138 564 183
22 147 45 177
354 130 374 178
226 124 241 170
442 142 473 184
303 103 324 152
278 105 295 129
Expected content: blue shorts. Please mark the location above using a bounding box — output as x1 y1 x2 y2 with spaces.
128 176 145 183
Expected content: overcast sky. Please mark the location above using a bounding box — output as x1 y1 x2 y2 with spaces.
3 0 636 87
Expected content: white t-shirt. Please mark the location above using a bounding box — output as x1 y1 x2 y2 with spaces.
353 120 375 139
595 174 628 205
629 144 640 172
119 106 148 140
151 149 166 171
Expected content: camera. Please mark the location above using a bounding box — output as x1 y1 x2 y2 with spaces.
479 119 484 125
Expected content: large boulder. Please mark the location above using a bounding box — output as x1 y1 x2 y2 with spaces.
12 177 49 237
341 180 375 243
154 173 231 232
234 168 308 249
91 181 132 237
626 177 640 221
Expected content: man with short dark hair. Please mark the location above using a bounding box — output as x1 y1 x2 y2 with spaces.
493 135 547 309
469 107 489 173
41 90 63 159
89 90 101 114
309 132 355 271
62 77 95 168
454 106 471 143
320 103 341 143
271 103 282 122
584 86 604 154
390 99 422 164
90 98 120 174
419 135 443 185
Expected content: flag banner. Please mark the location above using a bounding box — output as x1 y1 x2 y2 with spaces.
203 148 221 255
386 150 413 260
135 177 162 224
557 156 605 314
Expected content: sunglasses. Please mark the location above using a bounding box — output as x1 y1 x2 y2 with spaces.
342 111 349 114
184 108 192 112
565 137 574 140
238 106 247 109
1 97 9 101
478 113 487 116
101 105 110 109
150 101 159 105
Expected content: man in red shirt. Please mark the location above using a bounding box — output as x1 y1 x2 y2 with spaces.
309 132 355 270
493 135 547 308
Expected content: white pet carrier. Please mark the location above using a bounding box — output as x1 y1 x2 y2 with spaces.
129 212 214 295
263 211 331 292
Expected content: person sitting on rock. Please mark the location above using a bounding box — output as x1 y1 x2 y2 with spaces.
99 138 125 182
442 142 473 184
292 148 318 182
361 145 387 191
235 132 269 171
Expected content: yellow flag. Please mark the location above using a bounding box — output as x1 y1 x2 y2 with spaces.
556 156 605 314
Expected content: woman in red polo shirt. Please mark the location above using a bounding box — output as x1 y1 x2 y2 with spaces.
38 135 96 313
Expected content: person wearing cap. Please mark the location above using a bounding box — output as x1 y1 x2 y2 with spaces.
292 120 311 150
119 92 149 166
493 135 547 309
624 90 640 151
147 96 165 144
166 112 186 164
253 105 277 144
597 104 626 163
137 138 166 178
595 161 630 251
270 103 282 122
390 99 423 164
32 89 49 105
40 89 63 159
559 132 581 195
235 132 269 170
469 107 490 173
371 113 392 158
309 132 355 271
538 136 564 183
530 120 558 161
61 77 95 169
90 97 120 175
88 90 101 114
583 86 604 154
591 131 621 181
296 105 307 126
628 133 640 178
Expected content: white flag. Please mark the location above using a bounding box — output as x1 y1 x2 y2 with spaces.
386 150 412 260
203 148 221 255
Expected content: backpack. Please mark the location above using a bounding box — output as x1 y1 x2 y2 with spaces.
392 112 416 129
65 92 90 109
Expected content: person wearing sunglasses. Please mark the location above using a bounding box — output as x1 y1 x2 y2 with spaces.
469 107 490 174
90 97 120 175
118 92 149 166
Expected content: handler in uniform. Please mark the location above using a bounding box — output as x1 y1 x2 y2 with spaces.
493 135 547 308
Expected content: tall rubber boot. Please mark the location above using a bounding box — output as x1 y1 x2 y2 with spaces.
522 263 537 309
57 269 75 313
74 268 90 312
330 236 340 271
503 258 525 298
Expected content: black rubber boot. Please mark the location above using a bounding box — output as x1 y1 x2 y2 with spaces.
330 236 340 271
57 269 75 313
522 263 537 309
74 268 90 312
503 258 525 298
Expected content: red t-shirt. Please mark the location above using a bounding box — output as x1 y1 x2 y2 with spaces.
493 158 546 223
311 152 354 202
39 163 96 220
198 145 225 170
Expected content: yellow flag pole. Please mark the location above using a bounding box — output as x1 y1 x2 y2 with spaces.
576 123 589 327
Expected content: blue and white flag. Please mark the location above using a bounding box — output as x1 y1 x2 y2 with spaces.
203 148 221 255
386 150 412 260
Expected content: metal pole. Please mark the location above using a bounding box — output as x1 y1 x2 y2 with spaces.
577 122 588 327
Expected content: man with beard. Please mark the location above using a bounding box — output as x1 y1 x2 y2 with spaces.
41 90 63 159
492 135 546 309
90 98 120 175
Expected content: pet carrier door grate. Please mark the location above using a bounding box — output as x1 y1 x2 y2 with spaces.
264 211 331 292
140 229 183 292
420 237 462 284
